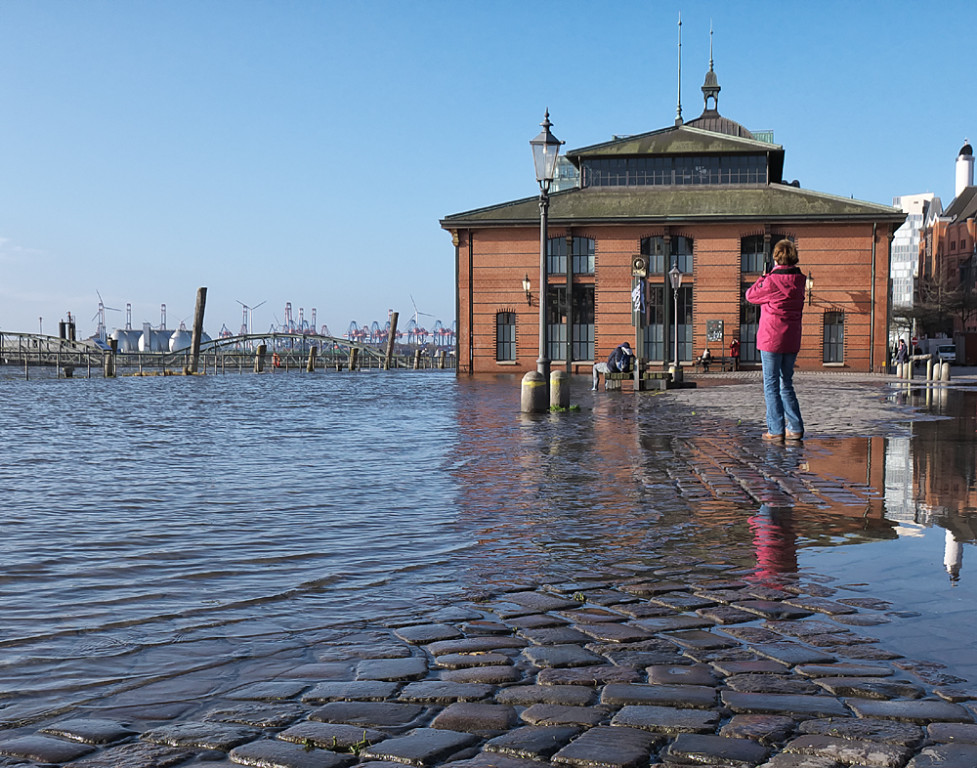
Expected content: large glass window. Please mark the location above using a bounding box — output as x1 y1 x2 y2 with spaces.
572 237 595 275
676 285 692 361
643 285 666 361
641 236 693 274
547 237 567 275
547 236 595 275
572 285 595 361
741 235 765 273
496 312 515 361
823 312 844 363
740 292 760 363
581 154 767 187
546 286 567 361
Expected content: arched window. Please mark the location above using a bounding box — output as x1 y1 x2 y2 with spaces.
496 312 516 361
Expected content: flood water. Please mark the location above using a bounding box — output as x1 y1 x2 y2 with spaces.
0 369 975 728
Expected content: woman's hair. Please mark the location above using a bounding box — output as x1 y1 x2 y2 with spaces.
773 239 799 266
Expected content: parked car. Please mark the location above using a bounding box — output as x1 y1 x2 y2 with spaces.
937 344 956 364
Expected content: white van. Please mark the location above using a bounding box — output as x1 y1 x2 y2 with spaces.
937 344 956 364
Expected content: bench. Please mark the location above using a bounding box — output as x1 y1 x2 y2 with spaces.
694 356 734 373
605 369 672 391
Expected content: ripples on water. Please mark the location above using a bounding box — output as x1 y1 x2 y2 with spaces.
0 370 975 724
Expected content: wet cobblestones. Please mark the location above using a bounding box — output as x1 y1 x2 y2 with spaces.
0 571 973 768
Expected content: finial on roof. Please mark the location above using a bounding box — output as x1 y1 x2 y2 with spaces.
675 13 683 126
701 23 720 115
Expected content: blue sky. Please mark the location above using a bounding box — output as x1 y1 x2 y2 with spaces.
0 1 972 338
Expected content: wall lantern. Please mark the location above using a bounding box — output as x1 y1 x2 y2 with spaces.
522 274 532 306
806 271 814 306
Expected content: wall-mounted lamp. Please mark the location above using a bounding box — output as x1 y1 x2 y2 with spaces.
522 274 532 306
806 271 814 306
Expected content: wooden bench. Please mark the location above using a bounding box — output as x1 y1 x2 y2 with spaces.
693 356 734 373
605 369 672 391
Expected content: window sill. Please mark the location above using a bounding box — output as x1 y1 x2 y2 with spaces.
495 361 520 366
822 362 846 367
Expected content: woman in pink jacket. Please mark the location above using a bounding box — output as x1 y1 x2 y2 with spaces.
745 239 806 442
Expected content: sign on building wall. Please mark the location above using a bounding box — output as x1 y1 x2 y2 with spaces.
706 320 723 343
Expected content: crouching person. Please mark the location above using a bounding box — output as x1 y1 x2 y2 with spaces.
592 341 634 391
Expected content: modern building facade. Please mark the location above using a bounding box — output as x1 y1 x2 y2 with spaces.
442 65 905 376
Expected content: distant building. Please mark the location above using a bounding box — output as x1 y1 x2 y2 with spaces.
919 141 977 335
890 193 941 339
441 60 905 375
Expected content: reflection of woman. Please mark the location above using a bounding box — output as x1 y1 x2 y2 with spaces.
750 504 798 585
746 239 806 442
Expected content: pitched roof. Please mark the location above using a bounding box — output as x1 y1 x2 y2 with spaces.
441 183 906 229
565 124 778 160
943 186 977 222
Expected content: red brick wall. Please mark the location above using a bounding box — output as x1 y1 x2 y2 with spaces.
454 221 895 375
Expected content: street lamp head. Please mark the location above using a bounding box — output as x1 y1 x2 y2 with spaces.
530 109 563 190
669 265 683 290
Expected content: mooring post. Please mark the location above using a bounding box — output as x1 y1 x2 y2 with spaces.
103 351 115 378
188 287 207 374
521 371 547 413
385 312 399 370
254 344 267 373
413 349 421 369
307 345 317 372
550 370 570 409
349 347 359 371
438 350 446 369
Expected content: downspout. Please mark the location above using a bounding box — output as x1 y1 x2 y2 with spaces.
871 222 877 373
467 230 474 375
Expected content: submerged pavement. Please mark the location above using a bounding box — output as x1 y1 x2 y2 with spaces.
1 372 975 768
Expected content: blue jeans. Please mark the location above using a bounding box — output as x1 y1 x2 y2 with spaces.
760 350 804 435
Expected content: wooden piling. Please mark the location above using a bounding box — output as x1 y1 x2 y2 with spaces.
413 349 422 369
254 344 267 373
349 347 359 371
188 287 207 374
307 345 318 372
385 312 399 370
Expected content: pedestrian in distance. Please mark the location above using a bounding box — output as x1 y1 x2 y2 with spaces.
729 338 740 371
592 341 634 390
746 239 806 442
895 339 908 364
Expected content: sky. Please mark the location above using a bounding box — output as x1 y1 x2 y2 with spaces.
0 0 973 339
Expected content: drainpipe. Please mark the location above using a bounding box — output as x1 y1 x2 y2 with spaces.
871 222 877 372
467 231 474 375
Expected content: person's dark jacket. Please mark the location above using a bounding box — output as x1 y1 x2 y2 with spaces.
607 345 633 372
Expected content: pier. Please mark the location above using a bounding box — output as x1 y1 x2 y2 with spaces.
0 331 454 377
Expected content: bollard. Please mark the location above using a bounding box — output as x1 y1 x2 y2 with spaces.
550 370 570 410
905 361 913 380
254 344 267 373
894 362 902 378
307 345 318 373
521 371 547 413
926 358 933 381
941 361 951 381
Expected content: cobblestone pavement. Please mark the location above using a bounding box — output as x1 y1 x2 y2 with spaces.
2 373 975 768
2 574 974 768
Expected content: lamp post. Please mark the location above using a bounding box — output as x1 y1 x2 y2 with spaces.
530 110 563 382
669 264 683 380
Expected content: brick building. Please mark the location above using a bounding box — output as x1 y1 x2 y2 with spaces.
441 65 905 376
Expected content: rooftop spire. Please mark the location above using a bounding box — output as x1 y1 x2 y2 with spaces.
701 22 721 115
675 13 683 126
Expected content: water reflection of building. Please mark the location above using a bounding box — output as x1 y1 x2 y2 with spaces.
880 388 977 580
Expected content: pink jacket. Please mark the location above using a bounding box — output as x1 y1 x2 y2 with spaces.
745 267 806 354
